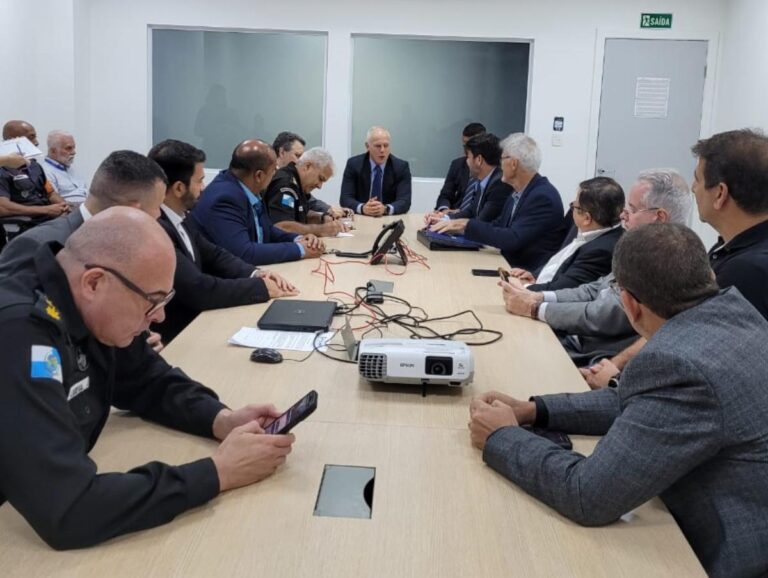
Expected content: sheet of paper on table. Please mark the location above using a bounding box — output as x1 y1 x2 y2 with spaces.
229 327 333 352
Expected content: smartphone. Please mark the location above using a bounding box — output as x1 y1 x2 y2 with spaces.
522 425 572 450
471 269 499 277
264 390 318 435
498 267 510 283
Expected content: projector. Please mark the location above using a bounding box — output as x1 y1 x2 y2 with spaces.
357 338 474 387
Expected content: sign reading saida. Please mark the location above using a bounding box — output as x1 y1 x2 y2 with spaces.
641 13 672 29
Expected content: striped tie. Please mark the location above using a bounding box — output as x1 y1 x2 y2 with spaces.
459 178 480 212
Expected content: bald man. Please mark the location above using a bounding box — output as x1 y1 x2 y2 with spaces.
339 126 412 216
0 207 295 549
1 120 68 222
190 139 324 265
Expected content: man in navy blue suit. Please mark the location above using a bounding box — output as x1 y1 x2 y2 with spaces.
339 127 411 216
430 133 564 271
189 139 324 266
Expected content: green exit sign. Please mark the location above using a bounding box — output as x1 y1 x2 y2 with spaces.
641 13 673 28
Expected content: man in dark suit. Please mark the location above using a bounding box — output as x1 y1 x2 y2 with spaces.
433 122 485 211
426 132 511 224
508 176 624 291
430 133 564 271
339 126 411 216
470 224 768 577
189 139 324 266
148 140 298 342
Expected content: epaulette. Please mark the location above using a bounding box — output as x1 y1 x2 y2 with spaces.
31 290 65 329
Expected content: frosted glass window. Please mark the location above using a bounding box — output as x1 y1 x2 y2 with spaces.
152 28 326 168
351 36 530 178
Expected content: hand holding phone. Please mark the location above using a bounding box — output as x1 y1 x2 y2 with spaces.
498 267 511 283
264 390 318 435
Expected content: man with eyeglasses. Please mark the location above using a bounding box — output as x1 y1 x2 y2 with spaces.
500 169 691 366
264 147 352 237
0 207 295 549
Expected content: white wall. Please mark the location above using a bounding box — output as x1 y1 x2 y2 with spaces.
714 0 768 133
4 0 741 216
62 0 726 211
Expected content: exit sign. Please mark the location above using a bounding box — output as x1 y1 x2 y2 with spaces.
641 13 673 28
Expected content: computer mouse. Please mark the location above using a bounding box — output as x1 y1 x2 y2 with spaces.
250 348 283 364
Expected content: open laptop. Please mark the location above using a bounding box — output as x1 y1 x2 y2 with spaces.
257 299 337 332
417 228 484 251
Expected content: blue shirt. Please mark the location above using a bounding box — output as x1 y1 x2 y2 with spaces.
238 179 305 257
43 158 88 204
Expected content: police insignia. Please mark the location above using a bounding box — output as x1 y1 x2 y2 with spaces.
281 194 295 208
45 299 61 320
30 346 63 383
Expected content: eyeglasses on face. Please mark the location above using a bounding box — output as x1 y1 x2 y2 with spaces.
621 206 660 216
84 264 175 317
569 201 588 213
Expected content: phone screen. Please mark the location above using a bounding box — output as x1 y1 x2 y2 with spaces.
498 268 510 283
264 390 318 435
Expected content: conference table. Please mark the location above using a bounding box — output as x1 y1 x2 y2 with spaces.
0 214 704 577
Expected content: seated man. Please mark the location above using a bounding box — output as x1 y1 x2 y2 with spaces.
500 169 690 366
264 147 350 237
0 120 69 224
468 223 768 577
426 132 512 224
0 149 169 351
0 208 295 549
339 126 411 216
430 133 564 271
42 130 88 205
509 176 624 291
584 128 768 389
148 139 299 342
190 139 324 266
433 122 485 211
273 131 305 169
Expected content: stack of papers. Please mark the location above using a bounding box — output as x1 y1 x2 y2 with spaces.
0 137 43 159
229 327 333 352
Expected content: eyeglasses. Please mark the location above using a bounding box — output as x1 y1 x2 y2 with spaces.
569 201 588 213
84 264 175 317
621 206 660 216
609 278 643 304
501 155 512 161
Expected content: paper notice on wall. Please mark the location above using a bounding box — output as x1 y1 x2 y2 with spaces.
634 77 671 119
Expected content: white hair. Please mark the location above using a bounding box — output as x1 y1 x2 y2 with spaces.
298 147 335 172
636 168 693 225
47 130 73 149
500 133 541 172
366 126 391 144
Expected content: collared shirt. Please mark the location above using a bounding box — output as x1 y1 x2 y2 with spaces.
79 203 93 221
534 224 621 285
160 204 195 261
237 179 305 257
357 158 394 216
708 219 768 320
475 169 494 207
43 158 88 204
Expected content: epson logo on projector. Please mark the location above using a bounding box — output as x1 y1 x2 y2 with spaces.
400 362 415 368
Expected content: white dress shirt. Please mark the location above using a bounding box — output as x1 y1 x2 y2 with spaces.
534 225 620 285
160 204 195 261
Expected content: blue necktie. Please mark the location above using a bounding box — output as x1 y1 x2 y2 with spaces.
506 193 521 226
460 178 479 212
251 199 265 243
371 165 383 201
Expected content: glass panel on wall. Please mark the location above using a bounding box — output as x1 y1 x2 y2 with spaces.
152 28 326 168
352 36 530 178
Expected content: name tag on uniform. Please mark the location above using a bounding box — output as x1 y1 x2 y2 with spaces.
281 193 295 208
67 376 90 401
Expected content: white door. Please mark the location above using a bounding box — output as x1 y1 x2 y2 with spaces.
596 38 707 217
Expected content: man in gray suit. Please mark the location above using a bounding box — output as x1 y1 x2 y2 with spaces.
501 168 691 365
469 223 768 577
0 150 168 350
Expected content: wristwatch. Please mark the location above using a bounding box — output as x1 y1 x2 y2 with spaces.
607 373 621 388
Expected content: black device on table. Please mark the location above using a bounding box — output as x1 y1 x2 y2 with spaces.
522 425 572 450
250 348 283 364
417 228 484 251
264 390 318 435
333 219 407 265
257 299 337 332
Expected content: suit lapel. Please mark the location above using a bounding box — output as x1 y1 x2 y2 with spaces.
361 154 372 201
382 156 396 203
181 219 202 264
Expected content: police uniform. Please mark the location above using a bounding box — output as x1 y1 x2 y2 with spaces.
264 162 330 225
0 242 226 549
0 159 54 209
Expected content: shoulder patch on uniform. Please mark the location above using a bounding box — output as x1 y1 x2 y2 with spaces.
281 194 296 208
30 345 63 383
31 291 63 326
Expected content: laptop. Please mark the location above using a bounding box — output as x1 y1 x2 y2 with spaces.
257 300 337 332
416 228 484 251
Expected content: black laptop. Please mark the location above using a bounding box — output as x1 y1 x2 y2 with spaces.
257 300 337 332
416 228 484 251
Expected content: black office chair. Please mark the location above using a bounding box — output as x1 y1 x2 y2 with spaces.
0 215 32 252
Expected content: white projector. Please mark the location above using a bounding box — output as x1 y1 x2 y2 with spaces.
357 339 474 387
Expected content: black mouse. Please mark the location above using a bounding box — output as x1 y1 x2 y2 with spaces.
250 348 283 364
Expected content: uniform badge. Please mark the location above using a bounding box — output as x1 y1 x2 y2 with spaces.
30 346 63 383
281 193 296 208
45 298 61 320
75 348 88 371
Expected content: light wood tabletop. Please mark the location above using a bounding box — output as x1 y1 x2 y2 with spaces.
0 214 704 577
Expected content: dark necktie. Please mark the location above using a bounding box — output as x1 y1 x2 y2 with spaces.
371 165 383 201
506 193 521 226
459 178 479 212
